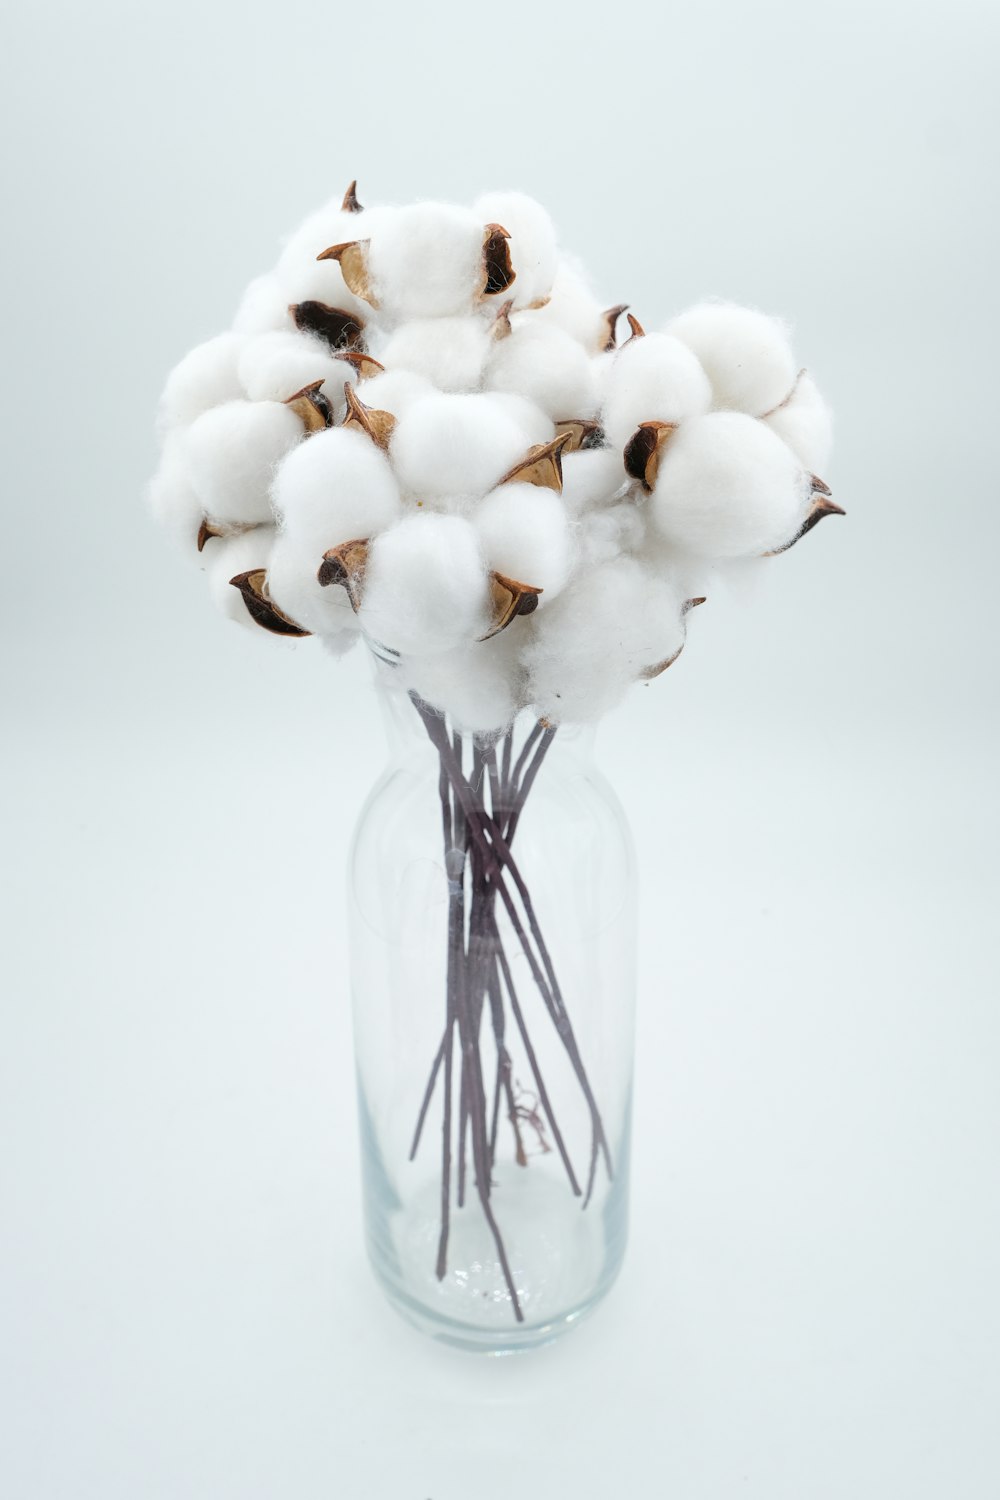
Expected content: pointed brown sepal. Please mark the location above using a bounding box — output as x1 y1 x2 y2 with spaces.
640 599 705 679
554 418 604 452
490 298 514 341
229 570 311 637
334 349 384 381
479 571 542 640
341 383 396 449
341 179 363 214
289 300 365 352
599 304 629 353
623 420 677 491
499 432 570 492
683 596 707 614
317 538 370 612
284 380 334 433
764 484 844 556
197 518 221 552
316 239 378 307
480 223 516 298
624 312 646 343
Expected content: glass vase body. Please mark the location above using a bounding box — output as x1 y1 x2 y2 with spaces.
349 679 637 1353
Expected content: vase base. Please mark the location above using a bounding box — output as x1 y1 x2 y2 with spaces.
377 1271 619 1356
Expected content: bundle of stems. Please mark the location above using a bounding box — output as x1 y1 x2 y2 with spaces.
407 693 611 1323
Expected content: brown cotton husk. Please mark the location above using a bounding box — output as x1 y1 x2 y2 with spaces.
624 312 646 343
341 384 397 450
289 301 366 352
334 349 385 381
317 537 370 611
284 380 335 432
480 224 516 298
764 480 844 555
229 569 311 637
499 432 570 492
341 179 363 214
490 299 514 341
639 597 706 679
599 304 629 353
623 420 677 491
554 418 603 452
480 571 543 640
316 240 378 308
196 517 260 553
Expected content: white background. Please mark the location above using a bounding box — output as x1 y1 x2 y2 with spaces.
2 1 999 1495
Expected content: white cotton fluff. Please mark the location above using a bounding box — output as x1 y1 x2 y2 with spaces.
146 436 204 552
486 320 598 421
473 483 574 601
367 203 488 322
357 367 434 417
531 255 608 352
650 412 812 558
157 333 245 431
561 447 628 514
205 527 276 627
524 558 688 723
601 333 712 452
266 530 360 640
236 330 353 409
358 513 490 655
764 371 833 474
486 392 556 449
232 275 294 337
667 302 797 416
473 191 558 311
578 503 647 566
271 425 402 550
402 625 526 734
389 393 547 503
185 399 304 525
372 316 490 393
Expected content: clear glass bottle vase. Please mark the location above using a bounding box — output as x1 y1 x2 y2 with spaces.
349 669 637 1352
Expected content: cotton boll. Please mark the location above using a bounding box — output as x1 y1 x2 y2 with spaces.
561 447 628 514
667 302 797 416
763 371 833 473
524 558 688 724
358 513 490 655
403 626 526 734
147 436 204 552
275 203 376 318
271 425 402 550
390 393 548 503
530 256 609 352
232 275 294 337
157 334 245 431
372 316 490 392
205 527 276 628
601 333 712 451
473 483 574 601
473 191 557 310
650 412 812 558
358 368 434 418
486 321 598 421
266 530 360 640
367 204 490 321
486 393 555 449
185 399 303 525
237 330 354 410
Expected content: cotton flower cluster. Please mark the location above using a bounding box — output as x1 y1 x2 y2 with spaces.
149 182 839 729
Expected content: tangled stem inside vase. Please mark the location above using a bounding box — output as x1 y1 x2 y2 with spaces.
407 693 612 1324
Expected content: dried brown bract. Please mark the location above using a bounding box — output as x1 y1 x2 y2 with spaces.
341 384 397 450
317 538 370 611
289 300 366 352
600 305 629 353
316 240 378 308
623 421 677 491
764 477 844 555
499 432 571 492
229 569 311 637
481 224 516 299
285 380 335 433
554 419 604 453
341 179 363 214
480 571 543 640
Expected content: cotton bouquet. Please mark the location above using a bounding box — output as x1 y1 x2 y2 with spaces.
149 182 839 1336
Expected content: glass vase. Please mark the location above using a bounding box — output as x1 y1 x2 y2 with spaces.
348 670 637 1353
